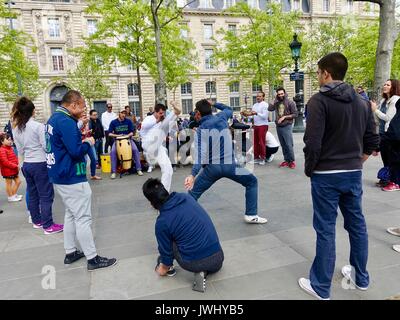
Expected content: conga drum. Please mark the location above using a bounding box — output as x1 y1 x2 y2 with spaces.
116 135 132 170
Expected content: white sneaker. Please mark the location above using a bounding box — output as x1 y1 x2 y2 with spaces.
341 265 369 290
137 170 143 176
266 154 274 163
147 166 153 173
110 173 116 179
387 227 400 237
8 195 21 202
258 160 265 165
16 194 23 200
393 244 400 253
244 215 268 224
298 278 330 300
28 215 32 224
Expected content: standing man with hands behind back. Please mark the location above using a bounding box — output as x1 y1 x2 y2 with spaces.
268 87 298 169
249 92 269 165
46 90 117 271
299 53 379 300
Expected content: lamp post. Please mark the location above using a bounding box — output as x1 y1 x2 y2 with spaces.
289 33 304 133
5 1 23 97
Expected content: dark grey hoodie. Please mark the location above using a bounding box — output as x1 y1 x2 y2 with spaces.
303 82 379 177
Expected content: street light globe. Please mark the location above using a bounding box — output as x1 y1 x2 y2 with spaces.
289 34 302 60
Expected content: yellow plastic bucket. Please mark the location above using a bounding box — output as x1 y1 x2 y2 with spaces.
100 154 111 173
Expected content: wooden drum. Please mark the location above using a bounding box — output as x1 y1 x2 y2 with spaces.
116 135 132 170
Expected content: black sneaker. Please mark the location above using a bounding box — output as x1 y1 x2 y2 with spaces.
87 255 117 271
64 250 85 265
166 266 176 277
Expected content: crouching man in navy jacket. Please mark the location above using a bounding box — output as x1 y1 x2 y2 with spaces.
143 178 223 292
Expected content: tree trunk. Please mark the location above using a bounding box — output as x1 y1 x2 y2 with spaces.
373 0 397 99
136 65 144 120
151 0 166 105
354 0 398 99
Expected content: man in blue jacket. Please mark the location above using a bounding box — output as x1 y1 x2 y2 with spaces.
184 99 267 224
46 90 117 271
143 178 224 292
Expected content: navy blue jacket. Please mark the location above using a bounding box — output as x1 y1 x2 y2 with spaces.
109 118 135 136
156 192 222 266
46 107 91 185
192 103 234 176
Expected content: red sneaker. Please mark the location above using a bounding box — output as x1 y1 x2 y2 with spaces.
279 161 289 168
289 161 296 169
382 182 400 192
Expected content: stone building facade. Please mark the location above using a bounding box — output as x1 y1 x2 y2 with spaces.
0 0 379 124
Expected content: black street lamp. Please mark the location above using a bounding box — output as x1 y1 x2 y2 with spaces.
289 33 305 133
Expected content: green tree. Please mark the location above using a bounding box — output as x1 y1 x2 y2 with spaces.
86 0 154 115
148 19 198 100
150 0 197 104
215 2 300 102
0 6 42 102
67 48 113 109
353 0 400 97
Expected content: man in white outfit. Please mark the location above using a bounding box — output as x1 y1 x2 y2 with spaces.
140 102 181 191
250 91 269 165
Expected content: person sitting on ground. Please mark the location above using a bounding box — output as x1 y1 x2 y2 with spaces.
109 109 143 179
143 178 224 292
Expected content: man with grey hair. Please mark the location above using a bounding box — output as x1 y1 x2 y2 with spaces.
46 90 117 271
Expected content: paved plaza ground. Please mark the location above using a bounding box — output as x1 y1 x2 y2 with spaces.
1 127 400 300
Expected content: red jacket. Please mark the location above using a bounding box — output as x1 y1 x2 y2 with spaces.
0 145 19 177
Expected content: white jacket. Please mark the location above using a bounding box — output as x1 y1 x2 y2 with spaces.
375 95 400 132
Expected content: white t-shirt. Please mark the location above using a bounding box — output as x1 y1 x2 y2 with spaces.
252 101 269 126
266 131 279 148
101 111 117 131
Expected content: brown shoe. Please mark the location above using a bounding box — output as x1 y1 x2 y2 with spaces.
91 176 102 180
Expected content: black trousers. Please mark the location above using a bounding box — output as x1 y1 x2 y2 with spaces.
104 131 113 154
173 242 224 274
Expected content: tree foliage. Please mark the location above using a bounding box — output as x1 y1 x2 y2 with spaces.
0 6 42 102
215 2 300 97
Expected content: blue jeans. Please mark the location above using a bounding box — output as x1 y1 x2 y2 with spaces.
22 162 55 228
309 171 369 299
87 147 97 177
189 164 258 215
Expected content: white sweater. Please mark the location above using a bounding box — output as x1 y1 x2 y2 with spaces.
101 111 117 131
252 101 269 126
375 95 400 132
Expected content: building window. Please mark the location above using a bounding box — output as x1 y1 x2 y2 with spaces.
181 82 192 95
94 55 104 66
199 0 214 9
206 81 217 95
128 83 140 97
204 24 213 41
87 19 97 36
154 84 167 103
281 0 291 12
252 82 262 105
229 59 238 68
182 99 193 114
228 24 237 35
205 49 214 70
224 0 236 9
293 0 300 11
48 18 60 37
230 97 240 111
51 48 64 71
180 24 188 38
347 0 353 13
229 81 240 93
128 83 140 117
323 0 330 12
